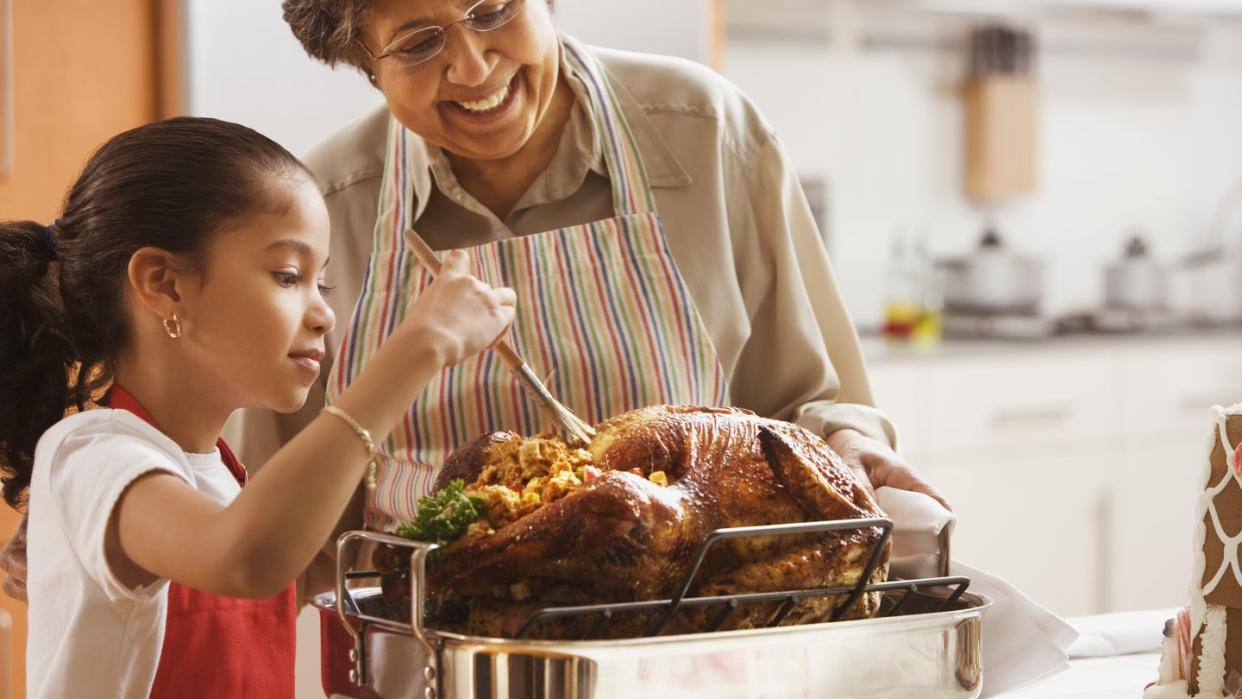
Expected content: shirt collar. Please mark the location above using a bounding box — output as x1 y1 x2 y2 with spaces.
405 38 691 225
587 44 691 190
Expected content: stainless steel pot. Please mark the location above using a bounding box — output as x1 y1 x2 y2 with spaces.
1172 245 1242 324
1103 235 1169 311
937 227 1044 314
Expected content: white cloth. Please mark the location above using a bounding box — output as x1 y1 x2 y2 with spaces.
25 409 241 699
875 487 1079 697
954 560 1079 697
1068 608 1177 658
877 486 955 579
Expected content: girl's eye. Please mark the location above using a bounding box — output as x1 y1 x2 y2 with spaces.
273 271 300 287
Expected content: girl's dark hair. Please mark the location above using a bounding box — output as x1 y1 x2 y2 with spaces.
0 116 311 509
282 0 555 73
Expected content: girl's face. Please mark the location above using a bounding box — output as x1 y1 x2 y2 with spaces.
178 175 336 413
363 0 561 162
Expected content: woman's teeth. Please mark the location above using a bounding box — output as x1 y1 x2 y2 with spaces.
456 82 510 113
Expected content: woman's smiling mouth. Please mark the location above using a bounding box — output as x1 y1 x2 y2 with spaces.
444 72 522 125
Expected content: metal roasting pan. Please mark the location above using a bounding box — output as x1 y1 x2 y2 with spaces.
316 525 990 699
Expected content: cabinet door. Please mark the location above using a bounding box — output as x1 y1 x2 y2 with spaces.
1115 341 1242 442
1106 440 1205 612
867 363 922 450
919 353 1112 455
917 447 1109 617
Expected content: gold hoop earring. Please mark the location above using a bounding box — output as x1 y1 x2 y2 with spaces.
163 314 183 339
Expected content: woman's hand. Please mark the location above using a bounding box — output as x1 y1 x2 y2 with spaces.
1 514 28 602
826 429 951 510
401 250 517 366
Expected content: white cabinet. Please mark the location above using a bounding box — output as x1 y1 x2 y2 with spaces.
867 335 1242 616
1105 440 1203 612
1104 342 1242 611
918 354 1112 455
919 448 1109 616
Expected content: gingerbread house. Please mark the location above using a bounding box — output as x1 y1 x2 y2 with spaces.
1147 404 1242 698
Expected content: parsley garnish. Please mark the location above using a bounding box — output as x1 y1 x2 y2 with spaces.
395 479 485 545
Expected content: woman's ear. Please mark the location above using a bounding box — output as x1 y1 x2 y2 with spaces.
126 247 194 320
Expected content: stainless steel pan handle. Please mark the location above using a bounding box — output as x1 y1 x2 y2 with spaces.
335 530 440 690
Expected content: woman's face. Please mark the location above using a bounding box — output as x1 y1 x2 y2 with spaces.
178 174 336 414
363 0 561 162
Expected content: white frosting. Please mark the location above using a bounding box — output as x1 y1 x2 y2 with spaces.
1159 630 1182 684
1191 404 1242 640
1198 604 1229 695
1144 679 1191 699
1201 410 1242 598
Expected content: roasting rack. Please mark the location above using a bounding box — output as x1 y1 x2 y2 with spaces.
327 517 982 697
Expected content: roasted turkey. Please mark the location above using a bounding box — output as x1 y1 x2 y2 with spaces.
376 405 890 639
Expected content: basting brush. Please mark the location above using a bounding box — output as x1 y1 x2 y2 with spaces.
402 228 597 445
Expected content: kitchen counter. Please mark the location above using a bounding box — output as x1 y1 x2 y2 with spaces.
1000 652 1161 697
860 326 1242 364
999 608 1172 697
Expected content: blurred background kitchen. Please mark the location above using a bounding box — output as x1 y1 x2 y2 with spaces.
3 0 1242 695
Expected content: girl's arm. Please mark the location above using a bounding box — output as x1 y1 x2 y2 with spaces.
110 252 514 598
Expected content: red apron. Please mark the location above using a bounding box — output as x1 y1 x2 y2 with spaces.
107 385 297 698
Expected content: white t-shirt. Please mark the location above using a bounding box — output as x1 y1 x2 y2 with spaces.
26 409 242 699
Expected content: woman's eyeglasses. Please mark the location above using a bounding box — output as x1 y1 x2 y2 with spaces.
359 0 527 69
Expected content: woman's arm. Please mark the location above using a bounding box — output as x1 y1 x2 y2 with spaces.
731 134 947 507
729 133 893 444
111 253 515 598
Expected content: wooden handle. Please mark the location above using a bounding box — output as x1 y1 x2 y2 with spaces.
403 228 526 373
403 229 594 442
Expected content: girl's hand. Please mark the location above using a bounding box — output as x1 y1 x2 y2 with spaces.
826 429 952 510
402 250 517 366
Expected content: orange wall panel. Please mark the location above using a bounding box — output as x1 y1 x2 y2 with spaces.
0 1 169 695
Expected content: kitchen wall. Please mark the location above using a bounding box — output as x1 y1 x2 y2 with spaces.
722 3 1242 326
185 0 384 157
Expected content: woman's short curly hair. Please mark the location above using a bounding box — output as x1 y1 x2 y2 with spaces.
282 0 375 72
282 0 554 73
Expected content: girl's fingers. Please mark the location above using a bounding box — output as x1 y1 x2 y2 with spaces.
493 287 517 306
440 249 469 276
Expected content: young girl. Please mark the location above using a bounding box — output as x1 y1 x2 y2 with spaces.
0 117 516 697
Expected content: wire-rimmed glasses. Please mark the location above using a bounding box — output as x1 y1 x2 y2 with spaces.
359 0 527 69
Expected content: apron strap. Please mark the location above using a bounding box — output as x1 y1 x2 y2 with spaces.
561 37 659 218
106 385 248 486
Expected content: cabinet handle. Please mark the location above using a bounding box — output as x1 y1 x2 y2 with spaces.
1094 489 1112 614
989 405 1072 429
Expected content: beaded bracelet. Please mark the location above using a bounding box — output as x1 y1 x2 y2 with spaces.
322 406 378 491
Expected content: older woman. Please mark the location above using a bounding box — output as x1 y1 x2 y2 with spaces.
236 0 949 540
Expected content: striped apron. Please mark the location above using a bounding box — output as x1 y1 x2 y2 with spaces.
328 41 728 533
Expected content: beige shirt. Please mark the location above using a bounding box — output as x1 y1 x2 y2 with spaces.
228 42 894 476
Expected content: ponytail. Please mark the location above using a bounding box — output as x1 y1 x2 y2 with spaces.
0 221 89 509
